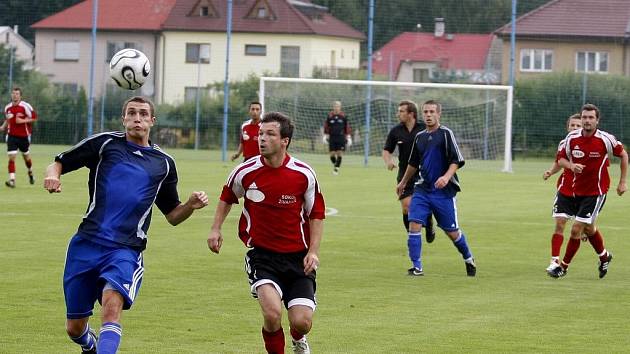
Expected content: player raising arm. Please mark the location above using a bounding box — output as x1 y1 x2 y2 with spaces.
542 113 582 271
208 112 325 354
44 96 208 354
548 103 627 279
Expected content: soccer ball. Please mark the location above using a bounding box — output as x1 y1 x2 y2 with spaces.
109 49 150 90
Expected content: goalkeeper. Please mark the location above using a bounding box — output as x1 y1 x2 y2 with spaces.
322 101 352 175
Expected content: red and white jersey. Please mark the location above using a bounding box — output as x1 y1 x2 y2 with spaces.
240 119 261 160
555 138 575 197
4 101 37 138
220 154 326 253
557 129 625 196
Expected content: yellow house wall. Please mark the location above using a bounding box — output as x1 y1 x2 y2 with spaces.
160 31 361 104
500 38 626 83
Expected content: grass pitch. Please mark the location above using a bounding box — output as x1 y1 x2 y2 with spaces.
1 145 629 353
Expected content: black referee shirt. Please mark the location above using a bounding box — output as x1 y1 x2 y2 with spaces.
383 121 424 182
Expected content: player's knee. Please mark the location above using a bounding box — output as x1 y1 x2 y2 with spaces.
66 319 87 337
289 313 312 334
262 306 283 326
409 222 421 233
101 291 124 321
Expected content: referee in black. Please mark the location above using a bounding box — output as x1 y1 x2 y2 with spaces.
383 100 435 242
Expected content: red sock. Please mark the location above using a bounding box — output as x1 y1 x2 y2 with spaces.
551 233 564 258
562 238 582 269
262 327 284 354
290 327 304 341
588 230 608 262
8 160 15 174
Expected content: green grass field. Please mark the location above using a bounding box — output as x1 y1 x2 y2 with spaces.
2 145 629 353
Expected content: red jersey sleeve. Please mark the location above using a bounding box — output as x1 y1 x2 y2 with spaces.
219 184 239 204
308 181 326 220
613 141 625 157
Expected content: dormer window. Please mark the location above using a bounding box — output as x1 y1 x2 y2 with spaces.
246 0 275 20
189 0 218 18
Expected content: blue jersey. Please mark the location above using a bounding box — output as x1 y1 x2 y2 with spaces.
408 125 465 197
56 132 181 251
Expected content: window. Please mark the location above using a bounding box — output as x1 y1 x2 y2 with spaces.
245 44 267 56
200 6 209 16
185 87 209 102
520 49 553 72
55 40 80 61
54 83 79 96
106 41 142 62
281 46 300 77
576 51 608 73
186 43 210 63
413 68 430 83
257 7 266 18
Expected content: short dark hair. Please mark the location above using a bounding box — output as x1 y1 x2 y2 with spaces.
261 111 294 147
398 100 418 119
566 113 581 126
249 101 262 110
122 96 155 117
423 100 442 114
12 87 22 94
581 103 600 119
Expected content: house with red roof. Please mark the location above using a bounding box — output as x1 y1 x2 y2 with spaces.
159 0 364 103
495 0 630 82
31 0 176 99
373 19 502 84
31 0 364 104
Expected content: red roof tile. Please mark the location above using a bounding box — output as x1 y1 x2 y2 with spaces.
161 0 365 40
372 32 494 77
31 0 177 31
496 0 630 39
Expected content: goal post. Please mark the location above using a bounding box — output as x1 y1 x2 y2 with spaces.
260 77 513 172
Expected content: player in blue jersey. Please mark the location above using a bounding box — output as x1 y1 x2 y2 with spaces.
397 100 476 277
43 96 209 354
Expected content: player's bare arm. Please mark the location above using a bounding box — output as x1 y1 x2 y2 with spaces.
382 150 396 170
44 161 63 193
558 157 584 174
231 143 243 161
543 161 561 180
303 218 323 275
435 163 459 189
15 113 34 124
207 200 233 254
397 165 418 196
617 149 628 196
165 191 209 226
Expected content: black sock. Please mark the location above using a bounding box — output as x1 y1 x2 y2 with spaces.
426 215 434 234
403 214 409 231
335 156 342 168
330 156 336 165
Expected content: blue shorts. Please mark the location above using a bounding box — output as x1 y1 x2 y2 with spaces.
63 235 144 319
408 191 459 232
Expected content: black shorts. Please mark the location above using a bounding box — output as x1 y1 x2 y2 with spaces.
6 135 30 153
552 192 578 219
574 195 606 224
328 136 346 152
245 247 317 310
398 179 416 200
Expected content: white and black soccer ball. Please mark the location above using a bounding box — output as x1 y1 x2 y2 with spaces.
109 49 150 90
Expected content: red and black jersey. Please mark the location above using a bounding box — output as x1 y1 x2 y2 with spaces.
220 154 325 253
554 138 575 197
323 112 351 137
557 129 625 196
240 119 261 160
4 101 37 138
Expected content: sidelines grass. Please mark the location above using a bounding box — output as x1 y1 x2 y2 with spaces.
1 145 629 353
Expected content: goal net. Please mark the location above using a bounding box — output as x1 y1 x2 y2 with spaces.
260 77 513 172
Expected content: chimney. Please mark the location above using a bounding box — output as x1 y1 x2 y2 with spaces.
434 18 444 38
13 25 18 34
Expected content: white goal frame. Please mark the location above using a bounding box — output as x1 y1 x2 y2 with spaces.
260 77 513 172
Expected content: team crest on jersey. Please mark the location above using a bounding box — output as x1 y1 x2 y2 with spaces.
243 132 250 141
245 182 265 202
589 152 601 158
572 150 585 158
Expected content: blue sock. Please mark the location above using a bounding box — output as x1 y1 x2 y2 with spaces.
70 324 96 351
407 232 423 269
453 232 472 260
97 322 122 354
